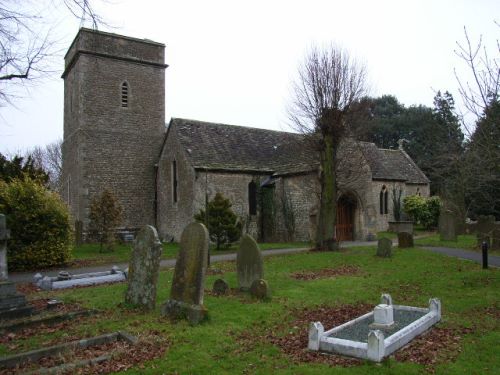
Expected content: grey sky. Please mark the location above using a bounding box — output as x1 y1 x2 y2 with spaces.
0 0 498 154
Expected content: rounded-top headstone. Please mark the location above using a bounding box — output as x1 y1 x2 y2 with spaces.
237 234 263 290
169 222 209 305
250 278 271 300
376 238 392 258
212 278 229 296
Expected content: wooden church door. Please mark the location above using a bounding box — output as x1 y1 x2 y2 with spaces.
336 196 355 241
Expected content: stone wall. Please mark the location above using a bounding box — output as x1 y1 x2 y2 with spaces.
157 125 197 241
61 29 166 229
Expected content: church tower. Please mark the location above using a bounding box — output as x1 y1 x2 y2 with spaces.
61 28 166 229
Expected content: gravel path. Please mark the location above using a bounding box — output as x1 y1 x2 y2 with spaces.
419 246 500 267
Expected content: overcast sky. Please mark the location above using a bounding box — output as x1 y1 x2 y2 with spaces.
0 0 498 154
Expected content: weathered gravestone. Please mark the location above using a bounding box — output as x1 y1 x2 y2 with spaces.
439 209 457 241
476 215 496 249
125 225 162 310
161 223 209 325
237 234 264 291
0 214 33 319
377 238 392 258
398 232 414 248
212 278 229 296
250 279 271 300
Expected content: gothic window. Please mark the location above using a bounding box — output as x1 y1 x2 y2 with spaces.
121 81 129 107
248 181 257 215
172 160 178 203
416 187 421 196
379 185 388 214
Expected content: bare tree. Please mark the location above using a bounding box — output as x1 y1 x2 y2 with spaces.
288 44 367 250
0 0 103 105
27 139 62 192
455 23 500 219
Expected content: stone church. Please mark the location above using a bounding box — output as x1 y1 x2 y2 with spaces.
61 28 430 242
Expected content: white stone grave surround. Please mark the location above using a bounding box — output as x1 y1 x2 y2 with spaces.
308 294 441 362
33 266 126 290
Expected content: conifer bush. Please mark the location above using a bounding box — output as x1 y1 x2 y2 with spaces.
195 193 242 249
0 178 72 270
88 188 123 252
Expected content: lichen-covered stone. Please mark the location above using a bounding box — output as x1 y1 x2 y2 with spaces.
397 232 414 248
249 278 271 300
212 279 229 296
377 238 392 257
125 225 162 310
237 234 263 290
161 223 209 324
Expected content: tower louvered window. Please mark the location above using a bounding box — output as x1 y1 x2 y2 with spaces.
121 82 129 107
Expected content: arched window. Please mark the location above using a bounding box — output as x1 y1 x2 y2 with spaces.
121 81 129 107
379 185 388 214
248 181 257 215
416 187 421 196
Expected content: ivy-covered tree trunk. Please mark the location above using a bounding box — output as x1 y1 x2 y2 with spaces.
316 134 339 251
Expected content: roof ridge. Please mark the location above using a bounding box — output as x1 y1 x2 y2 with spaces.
171 117 302 136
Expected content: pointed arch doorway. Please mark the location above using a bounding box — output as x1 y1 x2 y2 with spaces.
336 194 356 241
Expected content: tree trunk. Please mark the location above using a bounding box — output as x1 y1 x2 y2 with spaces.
316 134 339 251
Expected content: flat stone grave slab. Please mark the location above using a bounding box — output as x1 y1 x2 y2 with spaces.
0 331 137 373
308 294 441 362
33 266 126 290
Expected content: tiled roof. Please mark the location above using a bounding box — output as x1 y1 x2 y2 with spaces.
170 118 429 183
172 118 316 175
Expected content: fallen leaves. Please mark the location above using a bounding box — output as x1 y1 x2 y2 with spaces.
290 265 360 280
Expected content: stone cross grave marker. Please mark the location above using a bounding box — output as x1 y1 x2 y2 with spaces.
161 222 209 325
376 238 392 258
398 232 414 248
125 225 162 310
439 208 457 241
237 234 264 290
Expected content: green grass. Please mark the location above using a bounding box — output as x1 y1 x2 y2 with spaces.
6 246 499 374
415 234 477 250
71 241 311 266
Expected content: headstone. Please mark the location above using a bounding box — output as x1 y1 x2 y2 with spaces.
476 215 496 249
161 222 209 325
397 232 414 248
0 214 33 319
212 278 229 296
236 234 263 290
250 278 271 300
439 209 457 241
125 225 162 310
376 238 392 257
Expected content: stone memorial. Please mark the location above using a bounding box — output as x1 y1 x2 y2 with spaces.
237 234 263 290
476 215 496 249
161 222 209 325
0 214 33 319
439 209 457 241
398 232 414 248
125 225 162 310
250 278 271 300
212 278 229 296
376 238 392 257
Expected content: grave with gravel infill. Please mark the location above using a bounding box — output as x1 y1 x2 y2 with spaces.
308 293 441 362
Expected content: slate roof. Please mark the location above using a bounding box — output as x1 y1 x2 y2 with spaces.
170 118 429 183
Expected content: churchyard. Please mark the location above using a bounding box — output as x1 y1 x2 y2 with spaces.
1 229 498 374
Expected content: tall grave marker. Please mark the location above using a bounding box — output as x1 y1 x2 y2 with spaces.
125 225 162 310
161 223 209 325
236 234 264 291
